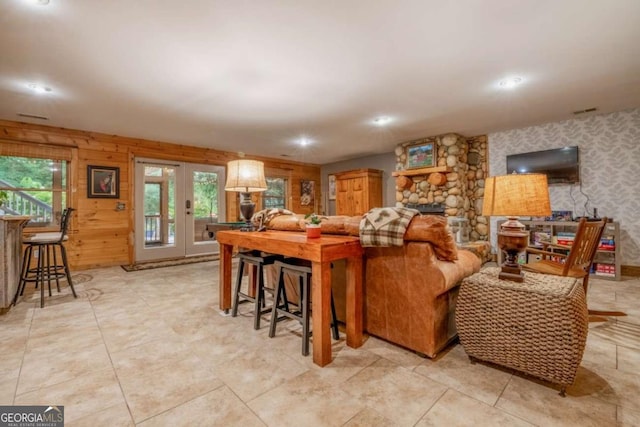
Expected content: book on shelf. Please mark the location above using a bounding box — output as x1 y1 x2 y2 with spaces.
598 237 615 250
594 263 616 276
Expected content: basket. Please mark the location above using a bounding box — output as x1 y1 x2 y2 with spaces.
455 267 588 391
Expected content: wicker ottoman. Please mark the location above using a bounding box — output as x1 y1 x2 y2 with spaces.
455 267 588 395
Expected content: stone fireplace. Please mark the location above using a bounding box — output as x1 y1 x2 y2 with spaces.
394 133 489 242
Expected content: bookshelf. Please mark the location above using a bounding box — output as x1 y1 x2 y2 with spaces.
497 220 621 281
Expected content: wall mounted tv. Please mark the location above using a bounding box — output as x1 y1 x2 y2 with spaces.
506 146 579 184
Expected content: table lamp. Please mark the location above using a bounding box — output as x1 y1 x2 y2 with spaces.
225 159 267 230
482 173 551 282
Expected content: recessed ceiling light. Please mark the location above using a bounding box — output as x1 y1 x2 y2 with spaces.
298 138 311 147
27 83 52 94
373 116 392 126
499 77 523 89
26 0 50 4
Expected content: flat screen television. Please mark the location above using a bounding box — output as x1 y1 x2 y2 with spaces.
506 146 579 184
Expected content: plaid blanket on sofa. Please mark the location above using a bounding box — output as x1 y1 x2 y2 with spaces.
359 207 419 247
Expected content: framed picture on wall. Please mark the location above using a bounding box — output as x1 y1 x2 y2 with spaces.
87 165 120 198
328 174 336 200
406 142 435 169
300 180 314 206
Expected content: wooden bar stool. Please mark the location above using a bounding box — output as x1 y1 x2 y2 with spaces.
269 259 340 356
15 208 77 308
232 251 282 329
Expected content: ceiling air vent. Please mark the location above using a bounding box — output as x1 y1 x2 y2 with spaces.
573 107 597 115
17 113 49 120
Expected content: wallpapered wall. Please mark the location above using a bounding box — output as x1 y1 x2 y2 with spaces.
488 108 640 266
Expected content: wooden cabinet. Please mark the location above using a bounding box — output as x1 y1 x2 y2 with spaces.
335 169 383 216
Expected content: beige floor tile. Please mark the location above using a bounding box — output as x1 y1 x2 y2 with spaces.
66 402 134 427
0 377 17 405
248 370 365 427
307 345 381 385
18 287 80 308
342 408 399 426
2 262 638 426
581 333 618 369
0 305 34 326
89 293 152 318
116 354 223 423
617 344 640 375
577 360 640 412
25 324 104 355
589 319 640 351
414 344 512 406
98 313 181 353
109 336 190 372
17 342 113 395
0 326 29 354
138 386 265 427
360 335 428 369
214 347 309 402
496 375 617 426
341 358 448 426
618 405 640 427
188 310 290 363
14 368 126 424
0 349 24 382
416 389 534 426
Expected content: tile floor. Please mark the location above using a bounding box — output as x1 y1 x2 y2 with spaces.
1 262 639 426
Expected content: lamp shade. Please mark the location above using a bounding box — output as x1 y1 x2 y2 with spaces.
225 160 267 192
482 173 551 217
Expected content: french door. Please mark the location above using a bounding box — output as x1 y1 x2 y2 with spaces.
134 158 225 262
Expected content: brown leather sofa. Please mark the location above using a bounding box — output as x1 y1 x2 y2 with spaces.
262 213 482 358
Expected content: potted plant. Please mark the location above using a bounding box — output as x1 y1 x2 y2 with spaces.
304 213 323 238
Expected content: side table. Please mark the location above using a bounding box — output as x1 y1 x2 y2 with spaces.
455 267 588 395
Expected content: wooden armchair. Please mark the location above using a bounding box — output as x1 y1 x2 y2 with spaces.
522 217 607 295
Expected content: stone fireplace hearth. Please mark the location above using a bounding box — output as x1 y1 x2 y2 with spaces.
394 133 489 242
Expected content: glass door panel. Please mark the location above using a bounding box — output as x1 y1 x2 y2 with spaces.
135 159 183 261
185 164 225 256
135 159 225 262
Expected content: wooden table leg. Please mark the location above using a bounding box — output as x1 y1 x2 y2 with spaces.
346 255 364 348
312 261 332 366
219 243 233 313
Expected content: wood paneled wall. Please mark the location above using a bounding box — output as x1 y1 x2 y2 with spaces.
0 120 321 270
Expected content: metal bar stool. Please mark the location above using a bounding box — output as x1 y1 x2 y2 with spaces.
15 208 77 308
232 251 282 329
269 259 340 356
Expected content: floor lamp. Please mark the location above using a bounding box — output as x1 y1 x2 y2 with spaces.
483 173 551 282
225 159 267 231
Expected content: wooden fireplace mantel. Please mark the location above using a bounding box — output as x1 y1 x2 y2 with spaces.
391 166 452 177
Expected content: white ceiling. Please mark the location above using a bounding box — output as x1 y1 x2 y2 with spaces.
1 0 639 165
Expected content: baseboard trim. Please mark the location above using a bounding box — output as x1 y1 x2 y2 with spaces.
622 265 640 277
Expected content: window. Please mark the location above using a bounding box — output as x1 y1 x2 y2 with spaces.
0 156 69 228
262 177 287 209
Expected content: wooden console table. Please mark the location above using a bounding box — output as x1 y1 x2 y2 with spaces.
216 230 364 367
0 216 31 311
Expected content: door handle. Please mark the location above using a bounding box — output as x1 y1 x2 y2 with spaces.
186 200 191 209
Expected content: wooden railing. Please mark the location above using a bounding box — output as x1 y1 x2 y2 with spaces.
0 179 53 224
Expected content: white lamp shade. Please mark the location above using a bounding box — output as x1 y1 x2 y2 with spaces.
482 173 551 217
225 159 267 192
